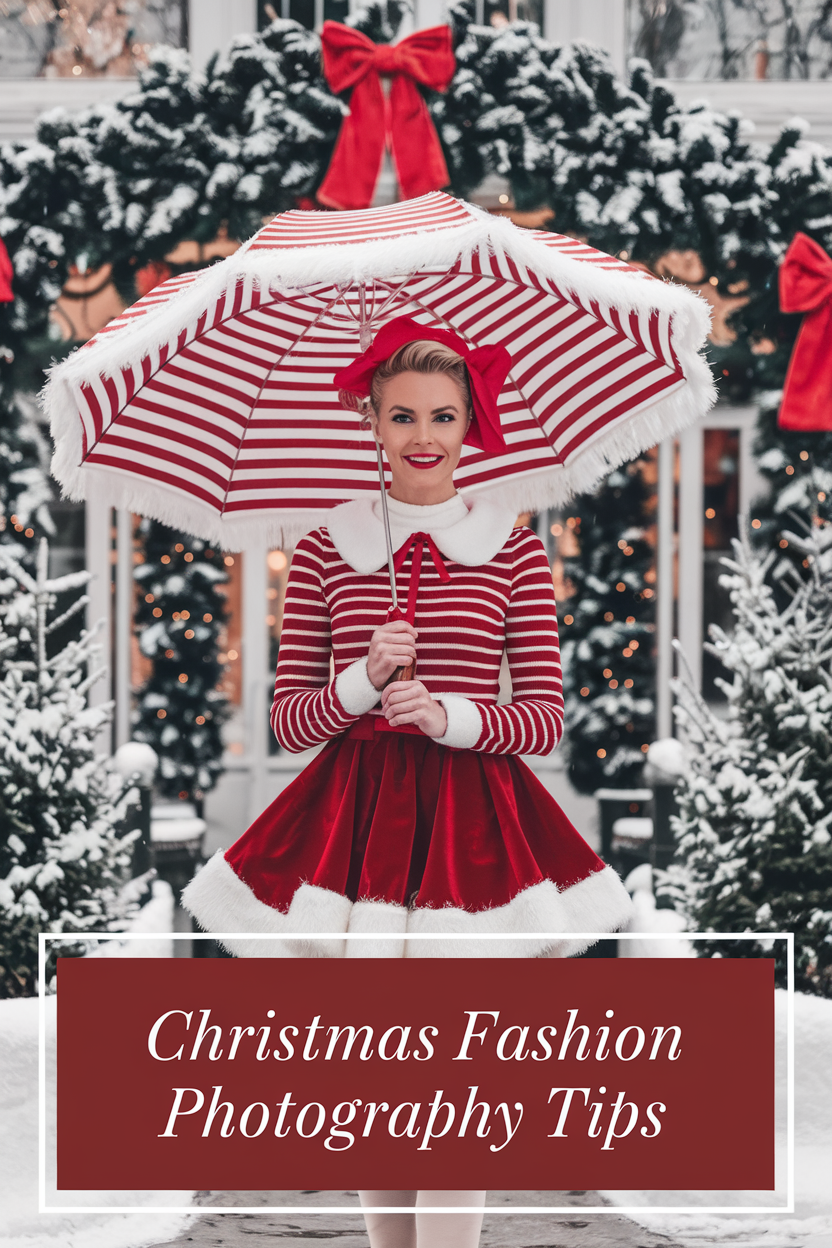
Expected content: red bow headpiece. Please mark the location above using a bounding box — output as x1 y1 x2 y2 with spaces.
317 22 455 212
778 231 832 431
333 315 512 455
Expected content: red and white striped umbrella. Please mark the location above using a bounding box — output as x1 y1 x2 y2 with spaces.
47 192 713 550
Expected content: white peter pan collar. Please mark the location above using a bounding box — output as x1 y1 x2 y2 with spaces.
326 492 517 574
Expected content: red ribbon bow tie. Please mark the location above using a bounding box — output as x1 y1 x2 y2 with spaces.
317 22 456 212
389 531 451 625
778 231 832 432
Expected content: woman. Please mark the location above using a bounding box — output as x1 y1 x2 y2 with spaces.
183 316 633 1248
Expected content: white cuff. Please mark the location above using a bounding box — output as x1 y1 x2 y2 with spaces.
430 693 483 750
334 656 381 716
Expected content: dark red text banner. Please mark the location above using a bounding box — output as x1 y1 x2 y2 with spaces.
57 956 774 1191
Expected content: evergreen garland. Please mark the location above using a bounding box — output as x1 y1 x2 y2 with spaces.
133 520 230 808
561 461 656 794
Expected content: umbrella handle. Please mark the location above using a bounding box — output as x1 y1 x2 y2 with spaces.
391 659 416 683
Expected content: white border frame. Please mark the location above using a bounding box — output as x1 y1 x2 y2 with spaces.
39 930 794 1216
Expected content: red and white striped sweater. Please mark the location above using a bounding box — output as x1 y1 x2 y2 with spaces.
270 492 564 756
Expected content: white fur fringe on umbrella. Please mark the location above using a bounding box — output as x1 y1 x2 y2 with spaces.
46 192 715 551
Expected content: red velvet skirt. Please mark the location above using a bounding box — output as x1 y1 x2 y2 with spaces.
225 717 605 916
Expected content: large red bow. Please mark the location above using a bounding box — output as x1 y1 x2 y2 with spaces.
317 22 455 212
0 238 13 303
778 232 832 431
333 315 512 455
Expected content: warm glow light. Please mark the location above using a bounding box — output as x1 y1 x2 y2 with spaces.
268 550 288 572
623 647 633 657
563 614 573 625
184 629 194 639
203 613 213 622
609 679 618 689
751 519 761 529
624 678 634 688
604 611 614 622
224 556 235 566
603 668 612 678
580 687 589 696
550 523 563 536
165 649 174 658
156 709 166 719
597 748 607 758
178 673 188 683
175 543 184 552
184 552 194 562
786 465 795 475
641 743 649 752
626 615 635 624
152 607 162 618
779 539 789 549
196 715 206 725
498 194 510 204
161 555 170 564
800 450 809 460
145 594 154 603
705 507 716 519
616 581 626 591
228 649 239 661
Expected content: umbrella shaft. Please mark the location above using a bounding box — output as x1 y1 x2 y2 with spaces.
375 439 398 612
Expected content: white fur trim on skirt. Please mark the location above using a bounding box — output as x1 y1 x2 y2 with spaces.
182 851 634 959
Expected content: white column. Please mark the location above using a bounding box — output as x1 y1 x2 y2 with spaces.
85 495 112 754
115 509 133 749
188 0 257 66
242 544 270 823
677 422 704 693
655 438 675 738
543 0 626 75
414 0 445 28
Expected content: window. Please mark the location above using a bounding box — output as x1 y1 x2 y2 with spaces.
0 0 188 79
628 0 832 80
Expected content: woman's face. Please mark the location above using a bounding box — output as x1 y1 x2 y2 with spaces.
373 370 470 504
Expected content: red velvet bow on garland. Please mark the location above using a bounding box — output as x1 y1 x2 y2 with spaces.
0 238 13 303
778 231 832 431
317 22 456 212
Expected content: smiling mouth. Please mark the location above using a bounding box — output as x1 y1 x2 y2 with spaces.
404 454 444 469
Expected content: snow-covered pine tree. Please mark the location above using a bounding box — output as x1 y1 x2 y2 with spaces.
133 520 230 809
0 539 138 997
659 526 832 996
560 460 656 794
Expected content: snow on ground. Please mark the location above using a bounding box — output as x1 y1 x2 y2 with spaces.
0 881 196 1248
601 989 832 1248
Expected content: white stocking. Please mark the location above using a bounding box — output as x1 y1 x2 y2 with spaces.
358 1190 485 1248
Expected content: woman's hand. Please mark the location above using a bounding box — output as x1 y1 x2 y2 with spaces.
366 619 418 690
381 680 448 738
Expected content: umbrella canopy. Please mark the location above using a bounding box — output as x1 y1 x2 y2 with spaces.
47 192 714 551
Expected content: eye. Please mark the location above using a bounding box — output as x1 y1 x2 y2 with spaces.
433 411 456 423
391 413 414 423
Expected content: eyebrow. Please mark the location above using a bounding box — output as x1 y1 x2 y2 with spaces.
388 404 461 414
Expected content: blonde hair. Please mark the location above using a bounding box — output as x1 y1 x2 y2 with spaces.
339 339 472 426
